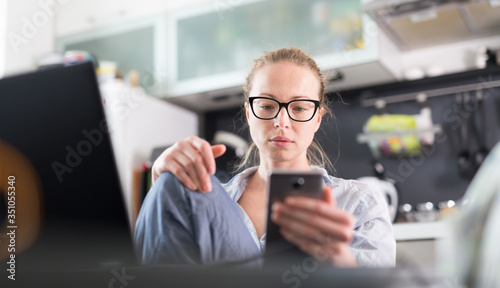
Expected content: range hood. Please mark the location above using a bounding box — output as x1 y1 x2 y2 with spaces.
363 0 500 50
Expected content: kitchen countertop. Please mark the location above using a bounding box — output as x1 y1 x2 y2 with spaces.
393 221 450 241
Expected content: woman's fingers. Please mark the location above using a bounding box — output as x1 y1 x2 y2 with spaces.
185 141 227 192
212 144 226 159
274 211 331 244
272 202 353 244
151 148 173 183
168 159 198 191
150 136 225 193
172 149 205 191
281 231 356 268
282 196 354 227
272 199 358 267
280 228 336 256
188 136 216 175
322 185 336 206
177 140 212 192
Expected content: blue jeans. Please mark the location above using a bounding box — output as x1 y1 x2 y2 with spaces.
134 173 262 267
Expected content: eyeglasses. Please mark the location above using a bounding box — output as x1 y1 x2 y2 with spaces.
248 97 320 122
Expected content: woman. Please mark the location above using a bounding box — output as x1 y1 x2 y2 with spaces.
134 47 395 268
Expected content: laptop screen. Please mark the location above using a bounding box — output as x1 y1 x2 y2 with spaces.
0 62 136 271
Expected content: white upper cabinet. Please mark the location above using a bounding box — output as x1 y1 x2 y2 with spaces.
166 0 385 94
56 0 167 37
164 0 399 111
56 0 400 111
56 0 211 37
57 15 165 97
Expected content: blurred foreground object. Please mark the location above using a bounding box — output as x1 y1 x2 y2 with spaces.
0 140 42 261
439 141 500 288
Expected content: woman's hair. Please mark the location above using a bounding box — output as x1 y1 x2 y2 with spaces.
235 47 335 173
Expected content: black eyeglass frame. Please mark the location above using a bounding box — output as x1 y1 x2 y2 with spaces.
248 96 320 122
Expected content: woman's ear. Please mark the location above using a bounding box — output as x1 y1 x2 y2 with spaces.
245 102 250 119
318 107 325 120
313 107 324 132
316 106 324 122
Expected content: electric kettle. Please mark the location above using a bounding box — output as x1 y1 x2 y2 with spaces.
357 176 399 223
357 160 399 222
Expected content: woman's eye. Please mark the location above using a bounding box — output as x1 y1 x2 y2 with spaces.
260 105 274 110
293 107 307 112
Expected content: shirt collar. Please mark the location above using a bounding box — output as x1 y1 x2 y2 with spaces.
226 166 337 201
226 166 258 201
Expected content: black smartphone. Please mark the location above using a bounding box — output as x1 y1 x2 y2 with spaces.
265 170 324 256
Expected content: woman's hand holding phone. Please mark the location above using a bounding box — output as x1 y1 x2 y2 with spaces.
151 136 226 193
271 186 358 267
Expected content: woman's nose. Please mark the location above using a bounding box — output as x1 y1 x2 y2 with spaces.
274 107 291 129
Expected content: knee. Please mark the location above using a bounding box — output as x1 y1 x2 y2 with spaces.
151 172 188 202
154 172 224 194
155 172 182 188
150 172 226 207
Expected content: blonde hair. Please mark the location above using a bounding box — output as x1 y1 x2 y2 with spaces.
236 47 335 173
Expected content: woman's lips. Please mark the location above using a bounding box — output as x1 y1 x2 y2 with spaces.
270 136 293 148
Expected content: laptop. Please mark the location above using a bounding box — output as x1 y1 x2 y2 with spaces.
0 62 137 273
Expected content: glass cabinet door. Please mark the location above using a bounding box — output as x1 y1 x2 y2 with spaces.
57 16 165 96
166 0 377 97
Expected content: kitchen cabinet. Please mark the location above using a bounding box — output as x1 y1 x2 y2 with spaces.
56 0 167 37
56 0 401 112
396 240 436 267
165 0 400 111
393 221 449 267
56 15 165 96
393 221 448 241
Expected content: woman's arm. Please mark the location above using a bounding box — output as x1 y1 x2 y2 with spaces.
151 136 226 193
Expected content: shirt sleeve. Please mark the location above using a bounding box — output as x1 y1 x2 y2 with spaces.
346 185 396 267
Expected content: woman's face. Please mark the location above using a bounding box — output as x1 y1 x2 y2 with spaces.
245 62 323 169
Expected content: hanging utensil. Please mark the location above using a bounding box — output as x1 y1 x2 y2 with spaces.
456 93 476 180
471 89 489 169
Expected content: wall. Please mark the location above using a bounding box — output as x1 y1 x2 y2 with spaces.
0 0 6 78
203 67 500 207
2 0 55 77
99 79 199 230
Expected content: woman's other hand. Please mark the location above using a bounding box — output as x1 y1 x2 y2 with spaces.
151 136 226 193
271 186 358 267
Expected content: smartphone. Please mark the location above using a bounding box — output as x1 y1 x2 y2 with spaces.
265 170 324 256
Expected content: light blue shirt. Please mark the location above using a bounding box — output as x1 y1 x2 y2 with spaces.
223 166 395 267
